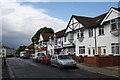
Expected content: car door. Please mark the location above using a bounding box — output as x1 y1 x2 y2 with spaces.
54 56 58 66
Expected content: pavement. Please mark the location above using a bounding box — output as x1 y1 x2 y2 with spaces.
77 63 120 78
0 57 2 80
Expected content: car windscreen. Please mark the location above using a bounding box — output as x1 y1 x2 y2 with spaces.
58 55 70 59
48 55 52 58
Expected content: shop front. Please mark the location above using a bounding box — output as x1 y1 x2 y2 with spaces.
54 45 62 54
63 43 75 55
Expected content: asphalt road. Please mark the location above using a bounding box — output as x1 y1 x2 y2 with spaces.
6 57 115 79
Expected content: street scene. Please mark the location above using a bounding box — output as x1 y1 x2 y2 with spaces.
0 0 120 80
4 57 116 78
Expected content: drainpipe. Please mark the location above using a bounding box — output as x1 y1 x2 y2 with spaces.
94 28 97 55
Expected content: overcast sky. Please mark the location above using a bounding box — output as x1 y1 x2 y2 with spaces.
1 0 119 49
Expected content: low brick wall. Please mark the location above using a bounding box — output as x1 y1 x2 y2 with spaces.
84 55 120 67
69 55 84 62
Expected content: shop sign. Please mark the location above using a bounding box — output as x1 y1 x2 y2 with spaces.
63 44 73 47
54 45 62 49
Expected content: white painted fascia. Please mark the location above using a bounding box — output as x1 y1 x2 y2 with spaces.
101 8 120 25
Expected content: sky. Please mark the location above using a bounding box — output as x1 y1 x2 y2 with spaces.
1 0 119 49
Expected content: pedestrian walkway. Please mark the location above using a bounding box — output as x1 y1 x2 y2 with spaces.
0 57 2 80
77 63 119 77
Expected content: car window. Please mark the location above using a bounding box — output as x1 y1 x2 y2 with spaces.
41 55 46 58
37 53 40 56
55 56 57 60
58 55 70 59
52 56 55 59
48 55 52 58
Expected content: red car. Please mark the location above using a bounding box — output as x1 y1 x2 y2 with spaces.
41 54 52 64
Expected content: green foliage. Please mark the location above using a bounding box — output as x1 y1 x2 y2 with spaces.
32 27 54 43
15 45 27 54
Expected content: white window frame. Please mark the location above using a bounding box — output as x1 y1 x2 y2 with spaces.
99 26 104 35
111 43 119 54
88 28 93 37
110 18 120 31
78 29 84 38
79 46 85 54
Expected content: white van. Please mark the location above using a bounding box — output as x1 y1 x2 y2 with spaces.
20 51 26 58
20 51 30 59
33 52 45 62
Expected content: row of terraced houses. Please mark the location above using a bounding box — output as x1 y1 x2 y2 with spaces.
26 7 120 57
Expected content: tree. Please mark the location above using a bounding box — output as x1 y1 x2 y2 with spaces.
32 27 54 43
15 45 27 55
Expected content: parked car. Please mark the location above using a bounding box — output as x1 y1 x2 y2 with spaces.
50 54 77 69
33 52 46 62
20 51 26 58
41 54 52 64
20 51 30 59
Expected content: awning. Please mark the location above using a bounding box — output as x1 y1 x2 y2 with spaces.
24 50 34 52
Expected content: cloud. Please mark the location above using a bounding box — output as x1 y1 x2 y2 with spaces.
1 0 67 48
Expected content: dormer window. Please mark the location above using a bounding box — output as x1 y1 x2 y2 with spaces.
110 18 120 31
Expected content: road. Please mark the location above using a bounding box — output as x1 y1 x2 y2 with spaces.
6 57 115 79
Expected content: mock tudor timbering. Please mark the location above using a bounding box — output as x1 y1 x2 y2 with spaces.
35 7 120 56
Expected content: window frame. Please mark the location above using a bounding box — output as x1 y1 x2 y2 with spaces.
98 26 104 36
79 46 85 54
88 28 93 37
111 43 119 54
78 29 84 38
110 18 120 31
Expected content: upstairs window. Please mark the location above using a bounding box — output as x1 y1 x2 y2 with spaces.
78 30 84 38
64 36 66 42
88 28 93 37
69 33 74 39
110 18 120 31
99 26 104 35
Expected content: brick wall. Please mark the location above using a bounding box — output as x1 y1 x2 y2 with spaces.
84 55 120 67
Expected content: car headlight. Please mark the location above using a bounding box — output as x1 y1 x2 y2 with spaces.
59 61 66 65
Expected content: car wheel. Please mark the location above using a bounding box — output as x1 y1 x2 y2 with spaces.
57 64 61 69
50 63 53 67
33 59 35 62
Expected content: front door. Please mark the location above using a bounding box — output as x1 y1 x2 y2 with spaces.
98 47 101 55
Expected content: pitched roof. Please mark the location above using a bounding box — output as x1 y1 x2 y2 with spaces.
72 12 108 28
26 44 34 49
41 33 54 41
112 7 120 11
55 29 66 38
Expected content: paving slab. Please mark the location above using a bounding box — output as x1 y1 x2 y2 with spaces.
77 63 120 77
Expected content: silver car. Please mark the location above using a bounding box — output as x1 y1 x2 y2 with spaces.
50 54 77 68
